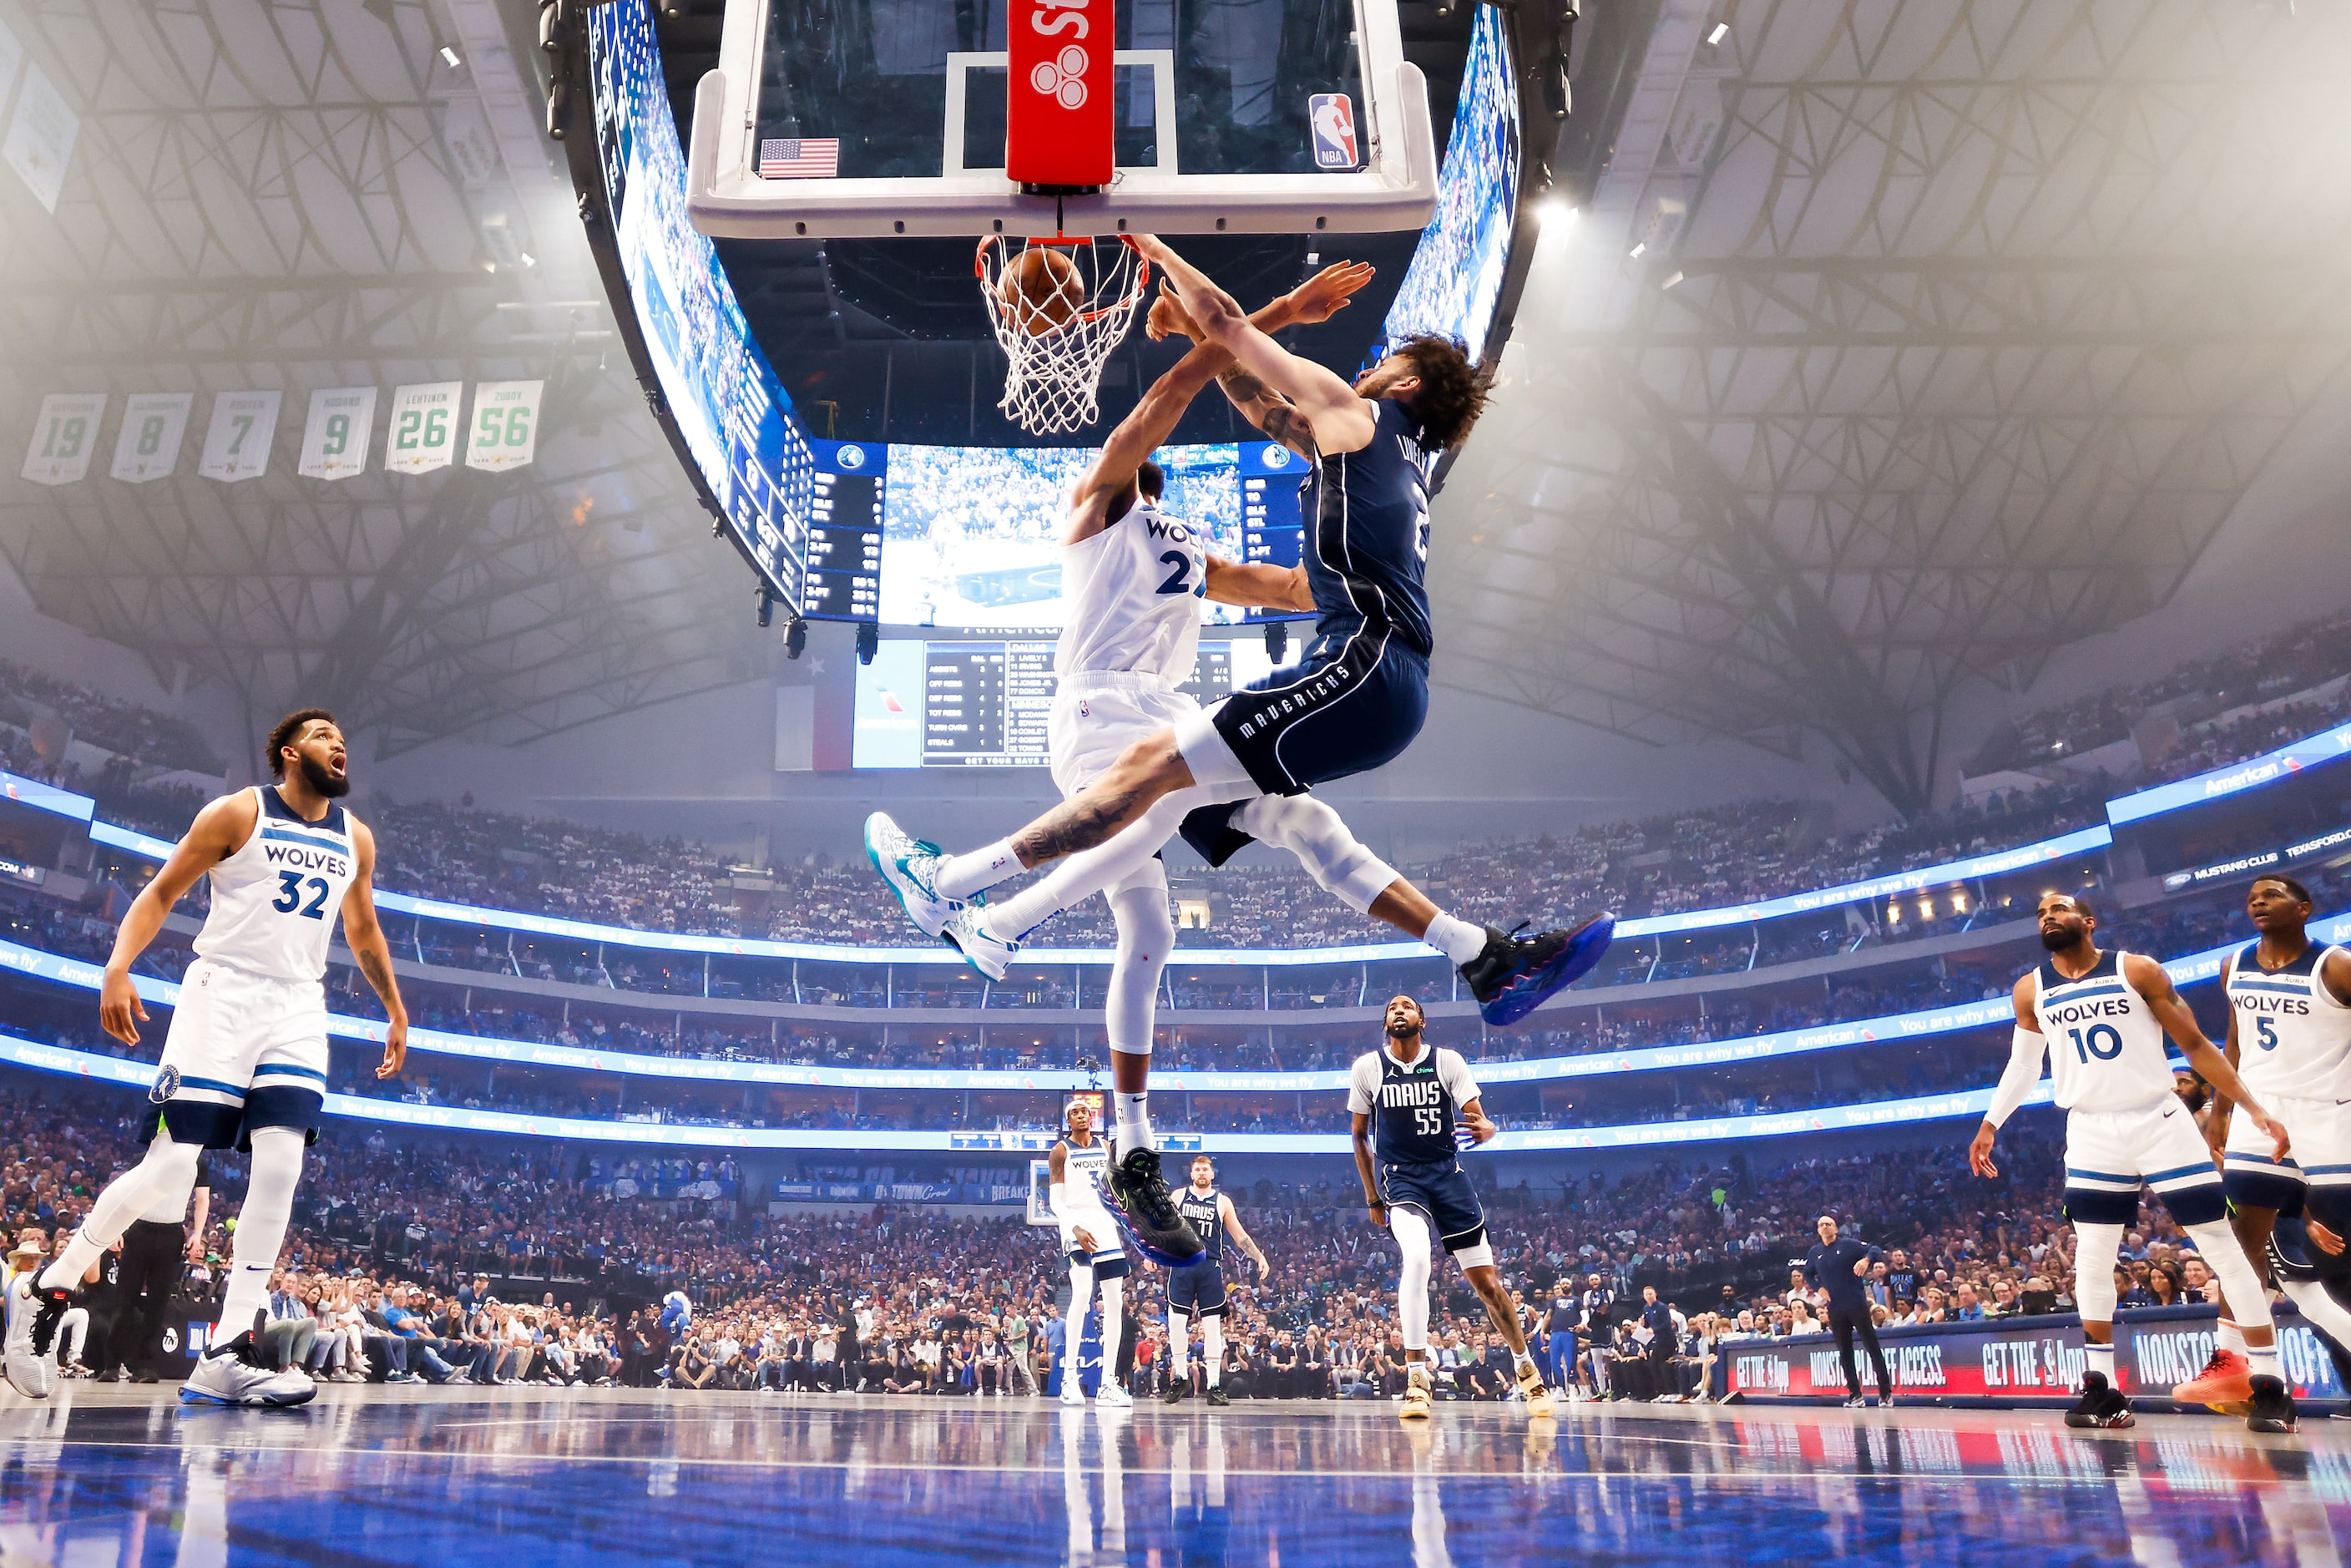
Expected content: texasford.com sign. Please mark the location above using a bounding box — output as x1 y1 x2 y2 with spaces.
1726 1305 2343 1402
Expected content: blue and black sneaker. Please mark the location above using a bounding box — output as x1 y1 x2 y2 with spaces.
1102 1144 1204 1268
1460 914 1615 1027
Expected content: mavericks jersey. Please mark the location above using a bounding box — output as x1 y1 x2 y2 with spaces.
2227 943 2351 1099
1297 398 1437 661
1177 1186 1223 1263
192 786 359 984
1055 497 1206 685
2030 950 2173 1113
1347 1044 1482 1166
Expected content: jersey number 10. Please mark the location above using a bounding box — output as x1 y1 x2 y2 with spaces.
2066 1024 2124 1063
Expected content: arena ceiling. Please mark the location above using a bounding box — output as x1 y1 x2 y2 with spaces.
0 0 761 760
1438 0 2351 812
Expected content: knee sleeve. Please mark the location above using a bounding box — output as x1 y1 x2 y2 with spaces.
1201 1316 1226 1384
220 1128 305 1334
1390 1207 1433 1351
1105 860 1174 1057
2074 1222 2124 1323
1453 1242 1495 1272
2282 1278 2351 1355
1097 1279 1125 1363
1234 795 1398 916
1167 1313 1188 1373
2187 1220 2275 1333
43 1134 200 1292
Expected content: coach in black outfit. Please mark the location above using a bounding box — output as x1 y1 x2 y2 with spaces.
110 1154 210 1381
1801 1215 1893 1408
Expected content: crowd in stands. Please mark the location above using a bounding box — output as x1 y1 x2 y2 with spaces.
8 611 2349 959
10 1078 2120 1401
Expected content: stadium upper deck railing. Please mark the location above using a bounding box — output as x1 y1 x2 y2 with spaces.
4 712 2345 969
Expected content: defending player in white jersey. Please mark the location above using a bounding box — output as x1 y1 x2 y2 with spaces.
2207 876 2351 1359
1352 995 1557 1422
3 711 408 1407
1049 1098 1135 1408
1969 893 2295 1434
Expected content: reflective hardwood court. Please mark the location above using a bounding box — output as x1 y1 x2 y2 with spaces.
6 1387 2349 1565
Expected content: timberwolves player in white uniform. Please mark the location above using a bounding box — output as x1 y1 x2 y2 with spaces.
7 711 409 1406
1049 1098 1134 1407
1969 892 2294 1433
1350 995 1557 1422
1161 1155 1269 1405
2209 876 2351 1361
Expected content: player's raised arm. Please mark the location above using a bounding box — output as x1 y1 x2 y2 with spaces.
339 818 410 1080
1201 554 1314 613
2124 952 2287 1158
98 792 255 1045
1135 235 1378 454
1069 262 1374 541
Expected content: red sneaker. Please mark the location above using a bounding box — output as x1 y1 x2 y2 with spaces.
2172 1348 2255 1414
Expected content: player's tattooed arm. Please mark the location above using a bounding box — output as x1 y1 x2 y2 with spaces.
341 819 410 1079
1258 402 1321 463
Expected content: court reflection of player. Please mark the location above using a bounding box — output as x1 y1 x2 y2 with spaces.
1169 1422 1231 1568
1402 1423 1453 1568
1059 1404 1130 1565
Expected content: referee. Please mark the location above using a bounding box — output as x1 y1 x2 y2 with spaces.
113 1152 210 1382
1801 1215 1893 1409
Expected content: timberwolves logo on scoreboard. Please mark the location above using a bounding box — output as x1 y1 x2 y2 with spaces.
1261 444 1291 468
836 443 867 470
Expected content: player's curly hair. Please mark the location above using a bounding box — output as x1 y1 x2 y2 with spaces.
265 708 336 778
1391 334 1493 449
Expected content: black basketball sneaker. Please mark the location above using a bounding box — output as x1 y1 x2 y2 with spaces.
2247 1374 2298 1435
1460 915 1616 1026
2063 1370 2134 1429
1163 1378 1191 1404
1101 1145 1203 1267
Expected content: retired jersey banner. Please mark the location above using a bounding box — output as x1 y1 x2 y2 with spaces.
385 381 463 475
3 60 77 213
464 379 542 473
1722 1304 2344 1404
197 390 281 483
297 387 375 480
109 392 193 483
21 392 106 485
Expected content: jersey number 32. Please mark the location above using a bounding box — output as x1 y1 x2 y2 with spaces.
272 872 332 919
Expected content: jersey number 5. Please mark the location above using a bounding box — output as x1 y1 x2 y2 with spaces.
272 871 331 919
2255 1016 2281 1051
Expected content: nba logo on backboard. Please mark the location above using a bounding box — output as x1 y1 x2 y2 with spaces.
1309 94 1358 169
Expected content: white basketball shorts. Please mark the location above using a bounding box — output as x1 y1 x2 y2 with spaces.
2224 1090 2351 1212
2064 1097 2225 1227
1047 673 1201 800
148 956 331 1151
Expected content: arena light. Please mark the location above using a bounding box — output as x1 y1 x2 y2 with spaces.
439 44 461 66
1630 241 1647 259
1706 22 1729 45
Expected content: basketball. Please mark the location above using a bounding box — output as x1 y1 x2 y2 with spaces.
997 245 1084 335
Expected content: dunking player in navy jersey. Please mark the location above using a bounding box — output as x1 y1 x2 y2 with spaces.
871 240 1612 1262
4 711 409 1407
1160 1156 1268 1406
1352 995 1557 1422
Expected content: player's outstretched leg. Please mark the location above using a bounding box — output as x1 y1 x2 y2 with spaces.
866 812 963 939
1456 918 1617 1027
181 1128 316 1409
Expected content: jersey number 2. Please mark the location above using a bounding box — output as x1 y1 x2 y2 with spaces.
1156 550 1201 597
273 871 331 919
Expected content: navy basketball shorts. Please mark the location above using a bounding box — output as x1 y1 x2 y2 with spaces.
1167 1261 1230 1318
1174 632 1428 802
1378 1158 1488 1254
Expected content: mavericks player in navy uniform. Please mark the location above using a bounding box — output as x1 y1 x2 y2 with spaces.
1161 1156 1269 1405
1351 995 1558 1421
7 711 409 1407
1969 893 2294 1433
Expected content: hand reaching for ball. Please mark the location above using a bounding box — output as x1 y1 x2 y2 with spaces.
1286 260 1375 325
1147 281 1201 344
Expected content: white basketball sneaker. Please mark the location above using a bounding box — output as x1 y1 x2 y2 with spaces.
4 1283 57 1400
1095 1382 1134 1408
179 1316 317 1409
865 813 958 938
943 905 1019 982
1060 1383 1089 1407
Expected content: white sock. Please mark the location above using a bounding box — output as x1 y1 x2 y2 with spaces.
1202 1318 1224 1387
2218 1318 2248 1355
1514 1348 1535 1377
1167 1314 1188 1383
2084 1342 2116 1383
2248 1344 2281 1380
937 838 1022 902
1423 910 1489 967
1115 1091 1154 1154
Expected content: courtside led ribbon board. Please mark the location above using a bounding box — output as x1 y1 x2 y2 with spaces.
20 392 104 484
109 392 193 483
464 379 543 473
385 382 464 475
197 390 282 483
1008 0 1114 186
298 387 376 480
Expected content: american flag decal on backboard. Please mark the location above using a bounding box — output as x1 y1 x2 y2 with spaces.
759 138 840 179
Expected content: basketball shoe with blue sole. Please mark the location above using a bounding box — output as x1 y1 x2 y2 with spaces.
865 812 959 939
1461 914 1615 1027
179 1312 316 1409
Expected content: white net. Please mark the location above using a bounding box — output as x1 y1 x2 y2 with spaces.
976 235 1151 435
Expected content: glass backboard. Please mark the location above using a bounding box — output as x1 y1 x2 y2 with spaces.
685 0 1436 238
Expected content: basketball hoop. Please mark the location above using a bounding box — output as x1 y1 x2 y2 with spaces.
977 234 1151 436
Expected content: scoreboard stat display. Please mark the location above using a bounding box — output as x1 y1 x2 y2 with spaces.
854 640 1267 769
